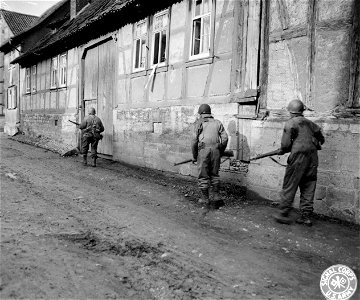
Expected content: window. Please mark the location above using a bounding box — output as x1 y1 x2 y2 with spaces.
9 65 14 86
25 68 31 93
7 86 17 109
152 11 168 66
31 65 37 93
51 56 58 88
59 53 67 87
133 20 148 71
190 0 212 59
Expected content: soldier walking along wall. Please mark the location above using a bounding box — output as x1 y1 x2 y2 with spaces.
10 0 360 223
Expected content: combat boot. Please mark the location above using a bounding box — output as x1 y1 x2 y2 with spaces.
210 185 224 209
199 188 209 204
199 189 210 215
91 157 97 167
296 212 312 227
82 155 87 166
273 210 292 225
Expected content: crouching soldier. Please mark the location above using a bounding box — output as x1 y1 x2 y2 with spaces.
274 99 325 226
79 107 104 167
191 104 228 213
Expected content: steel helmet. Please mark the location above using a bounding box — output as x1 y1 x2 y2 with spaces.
198 104 211 114
287 99 305 113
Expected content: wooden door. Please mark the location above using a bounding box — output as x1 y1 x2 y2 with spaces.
83 39 115 156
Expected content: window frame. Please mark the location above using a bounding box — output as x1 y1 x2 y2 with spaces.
50 56 59 89
151 10 169 67
25 67 31 94
59 53 67 87
31 65 37 93
7 86 17 109
189 0 214 61
133 19 148 72
8 65 15 86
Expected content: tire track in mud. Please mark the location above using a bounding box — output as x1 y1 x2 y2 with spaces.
3 136 360 300
1 155 241 299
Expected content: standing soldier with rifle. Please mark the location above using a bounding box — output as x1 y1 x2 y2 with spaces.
273 99 325 226
191 104 228 213
79 107 104 167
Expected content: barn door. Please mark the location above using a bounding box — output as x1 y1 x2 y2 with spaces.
83 39 115 156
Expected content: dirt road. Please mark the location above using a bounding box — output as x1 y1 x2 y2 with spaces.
1 133 359 300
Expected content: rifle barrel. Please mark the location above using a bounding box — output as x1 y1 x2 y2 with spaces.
174 159 193 166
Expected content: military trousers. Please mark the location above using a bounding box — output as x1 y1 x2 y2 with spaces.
81 134 99 159
279 151 318 215
197 146 221 190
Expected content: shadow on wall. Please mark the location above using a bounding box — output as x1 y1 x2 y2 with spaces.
226 119 250 161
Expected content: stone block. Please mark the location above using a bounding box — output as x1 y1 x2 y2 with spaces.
247 164 283 188
327 172 359 190
313 200 331 216
349 123 360 134
326 186 355 207
341 152 360 173
318 150 343 171
315 185 327 201
322 131 359 152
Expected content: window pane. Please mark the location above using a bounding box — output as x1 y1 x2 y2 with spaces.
153 32 160 64
135 40 140 68
202 15 211 53
141 39 146 68
192 19 201 55
160 30 166 62
194 0 201 16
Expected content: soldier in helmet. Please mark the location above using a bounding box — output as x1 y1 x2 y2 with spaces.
79 107 104 167
274 99 325 226
191 104 228 214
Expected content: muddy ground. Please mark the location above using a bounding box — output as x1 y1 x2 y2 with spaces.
1 133 359 300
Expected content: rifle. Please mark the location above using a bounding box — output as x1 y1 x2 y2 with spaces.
69 120 80 126
240 149 283 164
69 119 103 140
174 150 234 166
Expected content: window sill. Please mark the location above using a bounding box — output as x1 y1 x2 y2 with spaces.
185 56 214 68
149 65 168 73
130 69 147 78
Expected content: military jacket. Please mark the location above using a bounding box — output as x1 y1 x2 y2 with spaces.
79 115 104 139
191 114 228 158
280 115 325 154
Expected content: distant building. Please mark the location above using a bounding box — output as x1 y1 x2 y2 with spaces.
0 9 38 115
4 0 360 223
0 0 69 133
